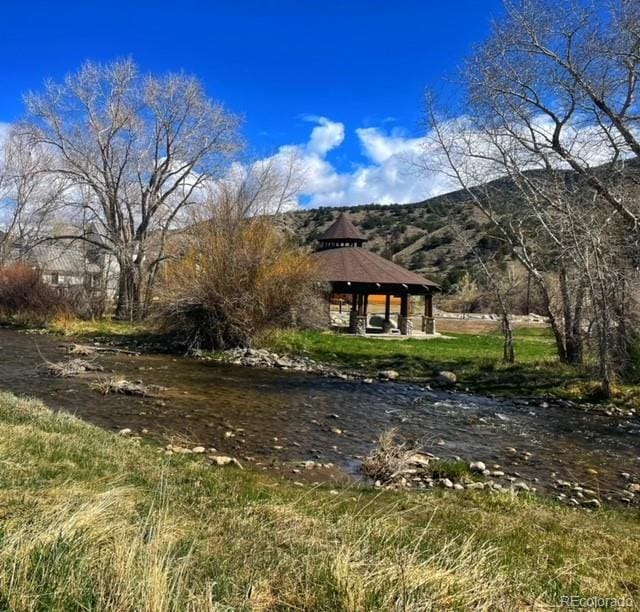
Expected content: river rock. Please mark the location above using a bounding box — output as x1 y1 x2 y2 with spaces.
408 452 432 468
378 370 400 380
118 428 132 436
211 455 243 469
437 371 457 386
627 483 640 493
441 478 454 488
513 481 530 492
466 482 485 490
453 483 464 491
581 498 601 509
469 461 486 473
191 446 206 454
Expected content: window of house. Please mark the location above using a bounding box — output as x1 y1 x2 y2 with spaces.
50 273 59 285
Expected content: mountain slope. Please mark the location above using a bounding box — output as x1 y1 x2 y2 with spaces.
281 189 500 291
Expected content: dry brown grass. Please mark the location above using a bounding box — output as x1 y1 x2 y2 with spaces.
63 343 99 357
362 429 427 484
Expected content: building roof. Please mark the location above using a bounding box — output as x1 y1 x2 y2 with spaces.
25 243 101 275
312 247 438 290
318 212 367 242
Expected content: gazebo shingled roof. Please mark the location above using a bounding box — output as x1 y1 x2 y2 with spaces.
312 247 438 290
317 212 366 242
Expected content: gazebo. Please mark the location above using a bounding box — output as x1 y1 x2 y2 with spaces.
312 213 439 336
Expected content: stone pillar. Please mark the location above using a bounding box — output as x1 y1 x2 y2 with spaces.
398 315 413 336
398 294 412 336
349 311 367 335
422 293 435 334
422 316 436 334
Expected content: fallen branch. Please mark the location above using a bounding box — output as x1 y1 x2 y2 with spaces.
47 359 104 378
59 343 139 356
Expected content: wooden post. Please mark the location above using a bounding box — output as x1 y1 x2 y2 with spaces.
351 293 357 312
384 294 391 321
423 292 436 334
400 294 408 317
363 294 369 316
425 293 433 318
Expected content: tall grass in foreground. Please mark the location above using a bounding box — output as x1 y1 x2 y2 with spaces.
0 392 636 609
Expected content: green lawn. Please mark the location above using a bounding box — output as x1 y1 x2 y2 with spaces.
45 318 630 402
0 391 637 610
264 327 590 397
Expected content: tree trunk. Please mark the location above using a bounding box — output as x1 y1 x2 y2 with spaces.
115 261 143 321
559 267 585 366
501 314 515 364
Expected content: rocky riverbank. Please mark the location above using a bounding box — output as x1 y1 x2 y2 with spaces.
361 434 640 509
205 347 637 419
3 327 639 510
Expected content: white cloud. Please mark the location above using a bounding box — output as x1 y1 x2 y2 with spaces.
305 116 345 157
256 116 458 208
256 112 636 209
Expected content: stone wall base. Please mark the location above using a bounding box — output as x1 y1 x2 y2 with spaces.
349 312 367 335
422 316 436 334
398 315 414 336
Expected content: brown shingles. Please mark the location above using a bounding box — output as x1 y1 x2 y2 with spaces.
312 247 438 288
317 213 367 242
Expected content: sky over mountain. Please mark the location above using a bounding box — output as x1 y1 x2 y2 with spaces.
0 0 504 207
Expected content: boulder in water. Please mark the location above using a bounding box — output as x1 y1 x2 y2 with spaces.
437 371 457 386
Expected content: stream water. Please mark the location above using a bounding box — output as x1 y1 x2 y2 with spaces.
1 328 639 502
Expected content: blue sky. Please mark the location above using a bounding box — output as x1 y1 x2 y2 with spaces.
1 1 504 206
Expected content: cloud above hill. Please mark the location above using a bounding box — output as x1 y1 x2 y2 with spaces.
259 116 458 208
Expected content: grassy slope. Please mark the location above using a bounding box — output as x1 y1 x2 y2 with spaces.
264 327 592 397
0 392 637 610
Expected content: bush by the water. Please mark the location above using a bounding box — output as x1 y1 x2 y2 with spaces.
0 263 66 324
158 216 324 350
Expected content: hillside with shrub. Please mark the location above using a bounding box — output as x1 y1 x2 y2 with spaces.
281 187 511 296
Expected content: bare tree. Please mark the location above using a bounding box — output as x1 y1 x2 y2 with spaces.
22 59 241 320
425 102 587 365
0 128 66 262
425 0 640 392
465 0 640 230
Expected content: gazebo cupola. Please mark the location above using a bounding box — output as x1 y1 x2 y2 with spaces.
317 212 367 250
